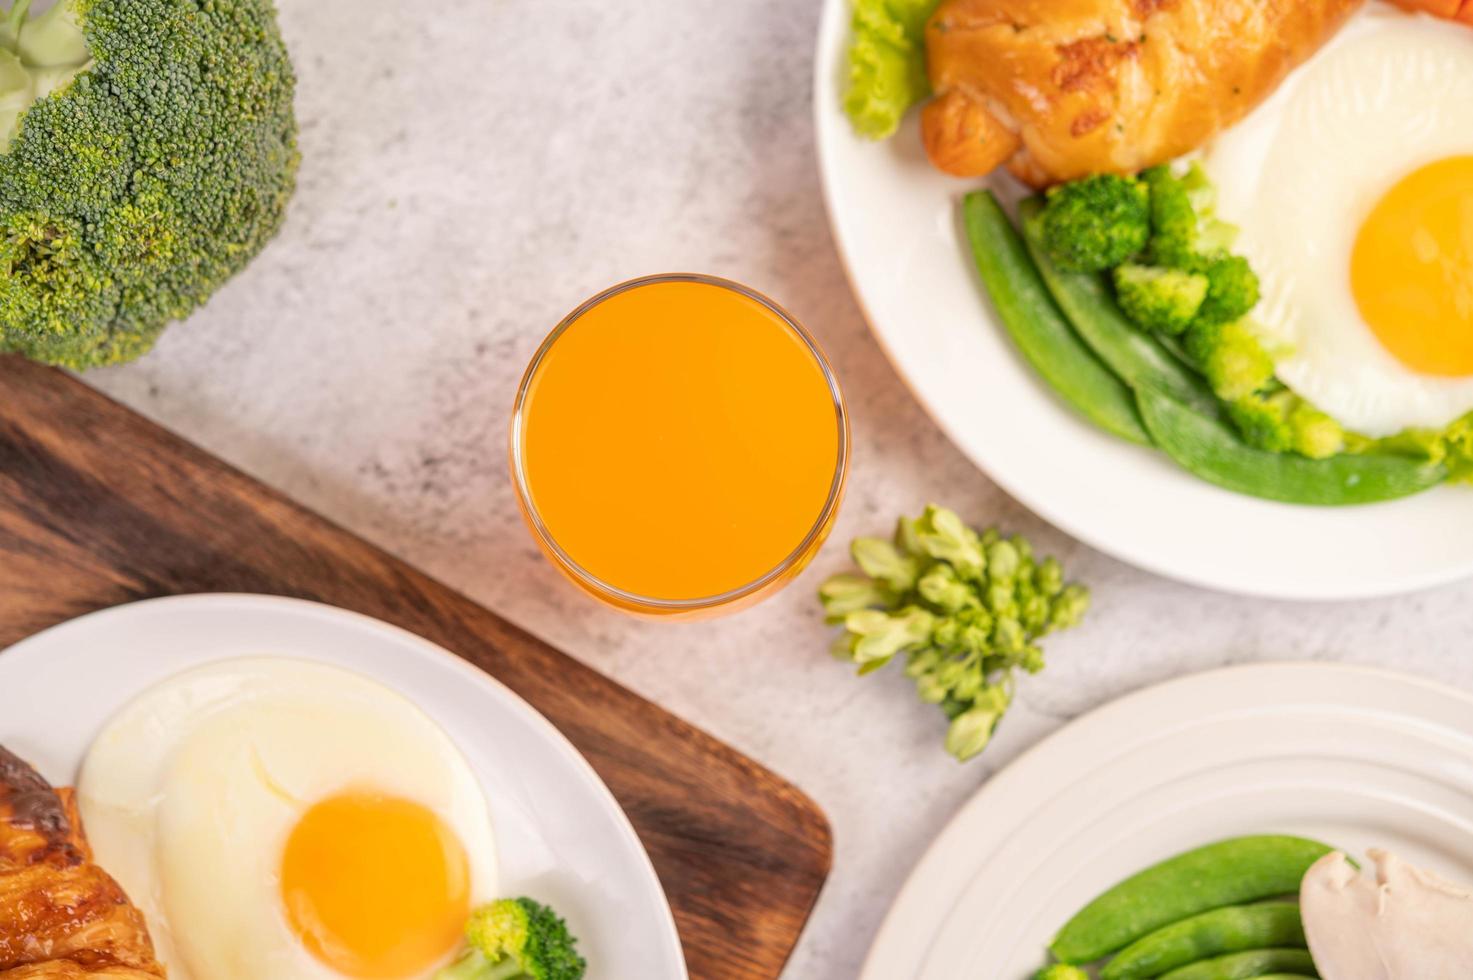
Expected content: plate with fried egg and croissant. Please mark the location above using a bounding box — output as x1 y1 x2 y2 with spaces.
0 594 686 980
816 0 1473 599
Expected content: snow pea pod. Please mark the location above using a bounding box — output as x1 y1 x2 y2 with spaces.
1102 903 1306 980
1018 197 1219 418
1136 386 1446 506
1159 948 1318 980
962 190 1152 447
1051 836 1334 964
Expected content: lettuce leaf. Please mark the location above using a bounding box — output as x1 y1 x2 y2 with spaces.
844 0 938 140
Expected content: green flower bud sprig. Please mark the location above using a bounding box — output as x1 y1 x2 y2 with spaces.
819 505 1090 762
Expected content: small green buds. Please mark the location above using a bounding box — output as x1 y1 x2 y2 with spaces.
820 505 1091 761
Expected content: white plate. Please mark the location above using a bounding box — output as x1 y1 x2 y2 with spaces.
859 662 1473 978
0 594 686 980
812 2 1473 600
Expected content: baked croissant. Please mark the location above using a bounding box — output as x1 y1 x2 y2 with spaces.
922 0 1365 186
0 747 163 978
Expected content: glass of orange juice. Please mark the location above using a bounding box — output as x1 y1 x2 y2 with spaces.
510 274 849 618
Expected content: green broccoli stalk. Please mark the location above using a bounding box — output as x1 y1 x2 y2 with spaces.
1034 966 1089 980
820 505 1090 762
435 899 587 980
1039 174 1150 272
0 0 298 368
1112 263 1209 335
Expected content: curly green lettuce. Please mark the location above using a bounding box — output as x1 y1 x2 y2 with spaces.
843 0 938 139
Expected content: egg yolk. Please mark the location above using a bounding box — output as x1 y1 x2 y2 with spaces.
1351 155 1473 377
280 791 470 978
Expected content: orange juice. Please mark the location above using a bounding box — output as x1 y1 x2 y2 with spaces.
511 275 848 616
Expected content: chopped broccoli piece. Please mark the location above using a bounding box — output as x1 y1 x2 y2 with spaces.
1196 215 1240 255
1289 400 1345 460
1228 389 1295 453
1193 254 1261 327
1112 263 1209 335
1177 161 1216 212
1184 318 1274 402
1034 966 1089 980
1143 162 1241 267
1143 165 1197 268
844 0 938 139
436 899 586 980
821 506 1090 762
1125 164 1350 460
1444 414 1473 483
1228 389 1347 459
0 0 299 368
1039 174 1150 272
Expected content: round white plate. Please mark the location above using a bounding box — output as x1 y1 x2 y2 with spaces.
860 662 1473 978
0 594 686 980
812 2 1473 600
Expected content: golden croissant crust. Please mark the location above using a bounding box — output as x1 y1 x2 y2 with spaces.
0 747 162 978
922 0 1365 185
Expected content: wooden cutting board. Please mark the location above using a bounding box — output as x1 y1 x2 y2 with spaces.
0 355 830 980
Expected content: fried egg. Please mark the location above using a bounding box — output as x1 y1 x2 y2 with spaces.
1203 7 1473 437
77 658 498 980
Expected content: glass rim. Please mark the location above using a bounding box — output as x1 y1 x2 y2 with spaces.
510 272 850 612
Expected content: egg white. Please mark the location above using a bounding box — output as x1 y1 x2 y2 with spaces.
77 658 499 980
1203 7 1473 436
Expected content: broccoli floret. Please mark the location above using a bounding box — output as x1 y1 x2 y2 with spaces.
1228 389 1348 459
1143 163 1242 268
1039 174 1150 272
1112 263 1209 335
1442 414 1473 483
1177 161 1216 212
1034 966 1089 980
436 899 587 980
0 0 298 368
1193 254 1261 327
1289 399 1345 460
1228 389 1295 453
1143 165 1197 268
1184 318 1274 402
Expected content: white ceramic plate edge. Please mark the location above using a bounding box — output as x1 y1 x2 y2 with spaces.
811 0 1473 601
0 593 688 980
857 661 1473 978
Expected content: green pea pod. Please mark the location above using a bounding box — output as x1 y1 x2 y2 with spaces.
1051 836 1334 964
1159 949 1319 980
962 190 1152 447
1137 386 1446 505
1017 197 1219 418
1102 903 1305 979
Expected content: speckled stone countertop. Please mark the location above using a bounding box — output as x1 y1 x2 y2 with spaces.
87 1 1473 977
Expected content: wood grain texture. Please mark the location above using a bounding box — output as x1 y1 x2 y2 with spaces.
0 355 831 980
